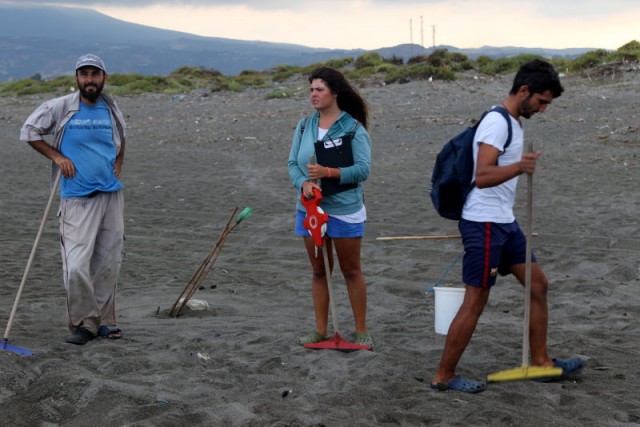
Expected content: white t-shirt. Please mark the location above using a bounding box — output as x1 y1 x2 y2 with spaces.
462 110 524 223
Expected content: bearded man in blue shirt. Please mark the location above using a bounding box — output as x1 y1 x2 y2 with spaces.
21 54 127 345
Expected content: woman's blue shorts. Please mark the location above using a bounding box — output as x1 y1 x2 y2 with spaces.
295 210 364 238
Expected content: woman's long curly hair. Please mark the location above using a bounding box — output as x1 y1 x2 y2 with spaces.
309 67 369 130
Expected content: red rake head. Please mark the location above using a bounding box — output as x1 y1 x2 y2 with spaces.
301 188 328 247
303 332 371 352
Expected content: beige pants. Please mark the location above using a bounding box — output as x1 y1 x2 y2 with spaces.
59 191 124 334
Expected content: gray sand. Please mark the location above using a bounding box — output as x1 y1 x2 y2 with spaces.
1 66 639 426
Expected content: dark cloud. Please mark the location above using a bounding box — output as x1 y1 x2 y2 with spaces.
29 1 305 7
32 0 437 8
22 0 640 16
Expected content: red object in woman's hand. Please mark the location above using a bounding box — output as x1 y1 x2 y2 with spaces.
301 188 328 247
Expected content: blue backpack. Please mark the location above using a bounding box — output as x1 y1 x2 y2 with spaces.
430 106 512 220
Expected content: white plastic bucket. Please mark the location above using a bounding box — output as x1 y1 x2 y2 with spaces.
433 287 465 335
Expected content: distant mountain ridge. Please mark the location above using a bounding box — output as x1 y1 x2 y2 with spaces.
0 3 598 82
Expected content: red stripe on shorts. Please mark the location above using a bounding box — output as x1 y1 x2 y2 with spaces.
481 222 491 288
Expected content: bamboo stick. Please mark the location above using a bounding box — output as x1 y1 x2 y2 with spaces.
177 222 236 315
169 207 238 317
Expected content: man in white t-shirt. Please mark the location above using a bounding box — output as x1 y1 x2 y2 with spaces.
431 60 583 393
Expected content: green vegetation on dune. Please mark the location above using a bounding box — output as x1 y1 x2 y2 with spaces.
0 40 637 98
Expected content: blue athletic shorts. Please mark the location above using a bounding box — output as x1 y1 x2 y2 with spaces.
295 210 364 238
459 219 536 289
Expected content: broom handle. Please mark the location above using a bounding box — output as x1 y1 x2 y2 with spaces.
3 169 61 342
522 142 533 367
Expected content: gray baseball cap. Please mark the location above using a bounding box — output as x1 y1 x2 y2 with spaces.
75 54 106 72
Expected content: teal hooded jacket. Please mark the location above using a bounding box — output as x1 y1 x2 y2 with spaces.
288 110 371 215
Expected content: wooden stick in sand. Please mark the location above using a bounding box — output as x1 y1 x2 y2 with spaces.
169 206 251 317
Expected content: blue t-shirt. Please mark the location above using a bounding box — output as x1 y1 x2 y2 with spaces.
60 99 123 198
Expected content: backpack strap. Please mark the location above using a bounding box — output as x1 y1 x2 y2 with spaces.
299 116 309 135
486 105 513 153
469 106 513 187
349 121 361 135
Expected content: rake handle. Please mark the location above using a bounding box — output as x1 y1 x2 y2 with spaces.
308 155 339 334
321 244 340 335
3 169 61 341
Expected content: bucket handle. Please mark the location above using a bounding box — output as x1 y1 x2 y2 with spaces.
426 250 464 293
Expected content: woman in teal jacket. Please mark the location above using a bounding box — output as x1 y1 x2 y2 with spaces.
287 67 373 348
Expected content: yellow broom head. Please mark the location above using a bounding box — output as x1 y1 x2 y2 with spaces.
487 365 563 382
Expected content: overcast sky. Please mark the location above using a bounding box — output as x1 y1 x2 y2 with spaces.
27 1 640 50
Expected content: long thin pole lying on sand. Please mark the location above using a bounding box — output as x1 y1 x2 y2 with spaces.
168 206 252 317
376 234 463 241
376 233 538 241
